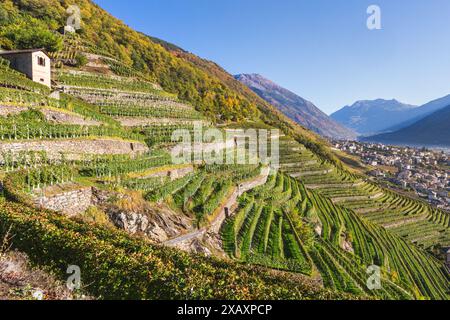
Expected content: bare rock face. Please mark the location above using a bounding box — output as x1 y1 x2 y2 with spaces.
108 207 192 243
96 190 193 243
342 240 354 254
314 224 322 236
341 232 354 254
167 231 226 258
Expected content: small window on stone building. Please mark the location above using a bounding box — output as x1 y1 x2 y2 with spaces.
37 56 46 67
40 78 45 82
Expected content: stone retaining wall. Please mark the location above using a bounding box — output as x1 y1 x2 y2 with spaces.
140 165 194 181
0 105 100 126
33 185 92 217
42 109 101 126
291 169 333 178
0 138 148 160
0 105 24 117
116 117 209 127
331 192 384 204
306 183 356 189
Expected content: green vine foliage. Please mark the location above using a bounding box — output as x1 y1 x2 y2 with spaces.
0 200 357 300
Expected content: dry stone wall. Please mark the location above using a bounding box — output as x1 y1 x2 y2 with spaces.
0 105 24 117
33 185 93 217
116 117 209 127
0 105 100 126
42 109 101 126
140 165 194 181
0 138 148 160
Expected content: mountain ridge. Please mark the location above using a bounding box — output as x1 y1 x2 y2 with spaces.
363 104 450 147
332 94 450 136
330 99 418 135
235 73 357 140
385 94 450 133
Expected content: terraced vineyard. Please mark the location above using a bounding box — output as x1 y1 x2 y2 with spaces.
0 31 448 300
56 71 206 129
222 173 313 274
277 135 450 253
0 58 50 95
222 170 449 299
0 200 353 300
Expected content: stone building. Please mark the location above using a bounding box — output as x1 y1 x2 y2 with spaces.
0 48 51 87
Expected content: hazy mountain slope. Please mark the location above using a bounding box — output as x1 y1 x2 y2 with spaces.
159 41 342 165
363 104 450 147
235 74 357 140
386 94 450 132
330 99 418 135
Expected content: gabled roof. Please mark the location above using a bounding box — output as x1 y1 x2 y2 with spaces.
0 48 48 56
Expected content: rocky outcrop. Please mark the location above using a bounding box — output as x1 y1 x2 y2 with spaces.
106 203 193 243
342 239 354 253
92 188 193 243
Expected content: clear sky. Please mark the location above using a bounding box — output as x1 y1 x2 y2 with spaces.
93 0 450 114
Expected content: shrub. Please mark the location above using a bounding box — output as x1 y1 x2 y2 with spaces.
74 53 88 67
80 206 112 227
0 201 356 300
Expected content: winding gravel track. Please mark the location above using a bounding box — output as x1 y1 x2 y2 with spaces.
164 167 271 246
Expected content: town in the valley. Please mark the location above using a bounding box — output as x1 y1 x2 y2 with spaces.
332 140 450 212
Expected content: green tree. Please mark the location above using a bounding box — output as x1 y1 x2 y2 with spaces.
1 18 62 52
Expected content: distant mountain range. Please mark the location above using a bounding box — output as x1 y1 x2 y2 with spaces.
235 74 357 140
363 104 450 147
385 94 450 132
331 94 450 137
330 99 418 135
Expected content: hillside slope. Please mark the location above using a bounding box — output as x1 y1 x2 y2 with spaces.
331 99 418 135
364 104 450 147
0 0 341 165
235 74 356 140
0 0 449 301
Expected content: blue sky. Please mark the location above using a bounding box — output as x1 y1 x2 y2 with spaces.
94 0 450 114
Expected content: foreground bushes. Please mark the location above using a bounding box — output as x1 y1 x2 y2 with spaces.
0 200 356 300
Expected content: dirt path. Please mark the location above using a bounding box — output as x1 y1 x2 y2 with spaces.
164 167 271 247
